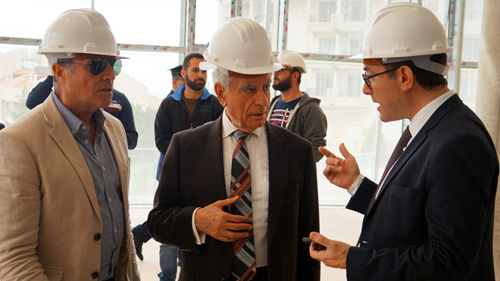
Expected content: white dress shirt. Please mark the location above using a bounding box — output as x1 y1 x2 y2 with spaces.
193 109 270 267
348 90 456 197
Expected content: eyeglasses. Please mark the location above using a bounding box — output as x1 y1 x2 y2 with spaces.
274 65 292 75
362 67 398 89
58 57 122 76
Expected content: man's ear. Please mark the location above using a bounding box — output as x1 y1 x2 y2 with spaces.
292 71 300 82
181 69 186 80
52 63 66 83
399 66 414 92
214 83 228 107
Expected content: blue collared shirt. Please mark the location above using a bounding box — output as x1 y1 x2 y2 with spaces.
53 93 125 281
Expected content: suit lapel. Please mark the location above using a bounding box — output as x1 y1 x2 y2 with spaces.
266 123 290 240
199 117 227 203
372 94 463 208
42 95 102 220
104 117 130 212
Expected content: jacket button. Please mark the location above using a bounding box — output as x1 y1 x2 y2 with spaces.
94 233 101 241
91 271 99 279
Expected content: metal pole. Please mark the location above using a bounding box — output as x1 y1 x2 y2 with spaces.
454 0 466 94
186 0 196 54
231 0 243 17
278 0 289 51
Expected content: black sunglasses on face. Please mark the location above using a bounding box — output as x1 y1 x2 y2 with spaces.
362 67 398 89
59 57 122 76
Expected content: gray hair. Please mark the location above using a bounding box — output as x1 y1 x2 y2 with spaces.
212 68 233 91
53 58 75 93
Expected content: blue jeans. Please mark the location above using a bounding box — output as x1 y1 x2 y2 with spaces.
158 244 180 281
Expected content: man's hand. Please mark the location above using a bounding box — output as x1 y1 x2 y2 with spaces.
308 232 351 269
319 144 360 189
195 196 252 242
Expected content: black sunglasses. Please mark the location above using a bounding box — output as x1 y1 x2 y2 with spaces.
362 67 398 89
59 57 122 76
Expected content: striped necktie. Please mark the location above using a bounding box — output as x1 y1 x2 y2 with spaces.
230 130 256 281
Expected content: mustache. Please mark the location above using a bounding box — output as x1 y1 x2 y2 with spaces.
100 81 113 88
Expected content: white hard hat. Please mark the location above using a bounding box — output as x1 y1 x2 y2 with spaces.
38 8 121 65
200 17 281 75
351 3 453 74
277 50 307 74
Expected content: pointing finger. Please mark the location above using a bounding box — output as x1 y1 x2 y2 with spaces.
319 147 336 158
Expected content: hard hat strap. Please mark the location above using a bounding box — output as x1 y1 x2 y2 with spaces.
382 55 449 75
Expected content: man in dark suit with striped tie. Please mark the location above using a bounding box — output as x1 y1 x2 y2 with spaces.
147 17 320 281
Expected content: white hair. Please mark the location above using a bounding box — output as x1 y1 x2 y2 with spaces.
212 68 233 90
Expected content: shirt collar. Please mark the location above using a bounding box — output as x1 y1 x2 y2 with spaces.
222 108 265 140
409 89 455 138
52 92 106 136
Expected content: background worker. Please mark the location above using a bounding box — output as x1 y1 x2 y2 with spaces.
269 50 327 162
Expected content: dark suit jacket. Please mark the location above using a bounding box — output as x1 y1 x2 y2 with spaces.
147 117 320 281
345 94 498 280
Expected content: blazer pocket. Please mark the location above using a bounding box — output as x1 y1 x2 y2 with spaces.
42 266 63 281
389 184 418 208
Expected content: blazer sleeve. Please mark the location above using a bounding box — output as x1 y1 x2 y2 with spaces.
154 98 174 155
300 103 327 162
147 133 200 252
115 91 138 150
0 132 49 281
346 133 498 280
297 142 321 281
26 76 53 110
346 177 377 214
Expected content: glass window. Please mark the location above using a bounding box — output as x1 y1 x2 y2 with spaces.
195 0 231 45
318 1 338 22
461 0 483 62
0 1 90 39
318 38 336 54
115 51 181 204
347 0 366 22
288 0 387 54
0 44 40 125
94 0 183 46
242 0 280 51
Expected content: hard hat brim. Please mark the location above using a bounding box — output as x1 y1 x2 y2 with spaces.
200 61 282 75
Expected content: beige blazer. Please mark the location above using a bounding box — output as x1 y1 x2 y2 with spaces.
0 95 140 281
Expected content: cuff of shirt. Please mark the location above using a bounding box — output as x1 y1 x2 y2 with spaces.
192 207 206 245
347 174 365 196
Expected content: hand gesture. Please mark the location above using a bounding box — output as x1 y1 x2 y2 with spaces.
195 196 253 242
308 232 351 269
319 143 360 190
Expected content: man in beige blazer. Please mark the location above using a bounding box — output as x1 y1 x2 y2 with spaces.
0 9 140 281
